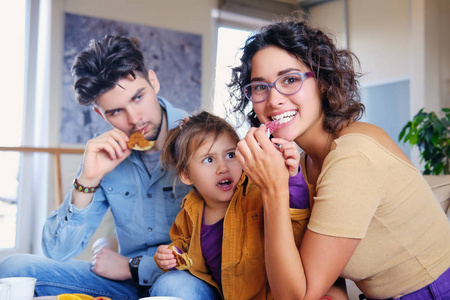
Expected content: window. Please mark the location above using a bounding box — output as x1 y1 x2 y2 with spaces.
0 0 26 249
213 26 252 138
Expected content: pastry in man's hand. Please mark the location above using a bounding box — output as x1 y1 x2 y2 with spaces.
127 131 155 151
169 245 193 270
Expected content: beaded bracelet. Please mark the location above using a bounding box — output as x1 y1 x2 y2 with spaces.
73 178 100 193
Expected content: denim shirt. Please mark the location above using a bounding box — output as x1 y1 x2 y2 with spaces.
42 97 191 286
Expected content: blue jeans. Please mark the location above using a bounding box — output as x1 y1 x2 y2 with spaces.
150 270 221 300
0 254 142 300
0 254 218 300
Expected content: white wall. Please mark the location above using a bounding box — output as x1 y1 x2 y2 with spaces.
440 0 450 109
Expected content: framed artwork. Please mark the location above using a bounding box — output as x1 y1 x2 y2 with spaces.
61 13 202 144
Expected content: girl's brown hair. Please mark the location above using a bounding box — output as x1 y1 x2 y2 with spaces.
161 111 240 175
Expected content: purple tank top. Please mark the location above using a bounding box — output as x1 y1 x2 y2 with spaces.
288 165 310 209
200 211 224 287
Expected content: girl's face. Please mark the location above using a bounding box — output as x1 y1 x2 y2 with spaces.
250 46 323 142
180 133 243 207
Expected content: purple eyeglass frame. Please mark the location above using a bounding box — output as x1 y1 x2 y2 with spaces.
243 71 316 103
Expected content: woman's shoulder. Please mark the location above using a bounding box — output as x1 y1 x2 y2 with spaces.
338 122 389 140
335 122 412 165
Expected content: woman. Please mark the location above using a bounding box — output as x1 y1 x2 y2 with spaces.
231 17 450 300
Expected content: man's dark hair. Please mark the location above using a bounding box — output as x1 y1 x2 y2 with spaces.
71 35 149 106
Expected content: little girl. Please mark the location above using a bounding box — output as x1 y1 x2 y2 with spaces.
153 111 310 299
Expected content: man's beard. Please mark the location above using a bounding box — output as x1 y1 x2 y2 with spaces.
144 106 164 141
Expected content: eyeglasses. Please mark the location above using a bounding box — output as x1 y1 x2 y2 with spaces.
242 72 315 103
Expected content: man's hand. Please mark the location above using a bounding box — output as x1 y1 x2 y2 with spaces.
81 128 132 183
91 247 132 280
72 129 132 209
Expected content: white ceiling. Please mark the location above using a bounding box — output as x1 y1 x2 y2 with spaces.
219 0 334 20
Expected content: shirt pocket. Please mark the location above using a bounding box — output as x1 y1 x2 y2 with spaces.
162 184 191 225
101 181 137 226
243 209 264 259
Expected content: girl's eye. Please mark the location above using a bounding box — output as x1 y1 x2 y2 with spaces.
226 152 236 159
202 157 213 164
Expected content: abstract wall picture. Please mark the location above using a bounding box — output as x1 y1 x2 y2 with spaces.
61 13 202 144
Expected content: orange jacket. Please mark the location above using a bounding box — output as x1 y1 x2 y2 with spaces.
157 173 310 299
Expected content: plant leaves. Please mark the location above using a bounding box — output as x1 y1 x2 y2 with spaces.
399 107 450 175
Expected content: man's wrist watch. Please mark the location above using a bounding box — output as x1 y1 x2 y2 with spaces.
129 256 142 283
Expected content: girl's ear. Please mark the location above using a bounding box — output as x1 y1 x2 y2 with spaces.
179 170 193 186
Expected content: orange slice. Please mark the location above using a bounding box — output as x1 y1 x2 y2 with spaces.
73 294 94 300
56 294 82 300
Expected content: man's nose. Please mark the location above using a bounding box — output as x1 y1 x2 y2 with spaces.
127 108 141 125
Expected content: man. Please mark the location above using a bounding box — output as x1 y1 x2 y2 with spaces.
0 36 219 300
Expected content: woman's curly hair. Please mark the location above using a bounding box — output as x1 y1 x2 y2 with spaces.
228 16 365 134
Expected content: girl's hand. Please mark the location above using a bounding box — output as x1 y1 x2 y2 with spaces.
154 245 177 270
271 138 300 177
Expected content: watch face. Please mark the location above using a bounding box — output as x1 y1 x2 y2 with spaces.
130 256 142 268
129 256 142 283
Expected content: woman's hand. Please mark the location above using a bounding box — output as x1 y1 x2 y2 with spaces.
236 125 290 195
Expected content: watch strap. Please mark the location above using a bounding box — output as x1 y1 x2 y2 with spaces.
129 256 142 283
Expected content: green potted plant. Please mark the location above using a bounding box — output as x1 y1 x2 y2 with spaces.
399 107 450 175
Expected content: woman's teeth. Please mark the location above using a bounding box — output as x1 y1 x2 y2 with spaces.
270 111 297 124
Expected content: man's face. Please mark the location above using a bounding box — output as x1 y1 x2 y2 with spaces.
94 71 163 141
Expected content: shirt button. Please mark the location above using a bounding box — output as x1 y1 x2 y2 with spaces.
148 227 152 232
68 208 73 213
170 193 175 199
143 280 148 284
147 193 152 198
65 216 68 221
125 192 129 196
108 187 113 191
160 168 164 172
252 214 258 220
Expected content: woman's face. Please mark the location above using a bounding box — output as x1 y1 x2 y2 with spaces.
250 46 323 142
